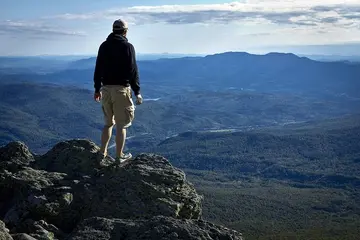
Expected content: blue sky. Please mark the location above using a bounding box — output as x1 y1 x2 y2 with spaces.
1 0 360 56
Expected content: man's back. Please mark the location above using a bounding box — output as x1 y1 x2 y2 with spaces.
94 32 140 96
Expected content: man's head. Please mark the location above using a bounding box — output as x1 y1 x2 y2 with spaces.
113 19 128 36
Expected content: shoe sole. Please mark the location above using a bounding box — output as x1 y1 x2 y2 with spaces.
116 157 133 164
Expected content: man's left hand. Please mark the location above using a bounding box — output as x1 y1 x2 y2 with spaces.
94 92 102 102
136 94 143 105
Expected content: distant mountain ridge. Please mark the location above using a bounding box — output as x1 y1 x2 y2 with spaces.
3 51 359 101
68 51 311 69
48 51 360 100
68 51 356 69
300 54 360 63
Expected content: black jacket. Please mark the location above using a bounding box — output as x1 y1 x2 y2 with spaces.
94 33 140 95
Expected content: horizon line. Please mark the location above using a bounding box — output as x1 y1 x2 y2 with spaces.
1 51 360 58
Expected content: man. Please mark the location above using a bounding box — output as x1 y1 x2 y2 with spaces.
93 19 143 163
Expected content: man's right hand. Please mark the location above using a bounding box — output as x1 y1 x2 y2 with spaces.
94 92 102 102
136 94 143 105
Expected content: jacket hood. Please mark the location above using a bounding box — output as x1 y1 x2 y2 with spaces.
106 33 128 42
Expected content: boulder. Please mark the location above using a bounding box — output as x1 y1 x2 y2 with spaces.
0 139 243 240
0 166 73 234
0 220 12 240
69 216 243 240
78 153 202 220
11 234 37 240
34 140 113 177
0 142 34 173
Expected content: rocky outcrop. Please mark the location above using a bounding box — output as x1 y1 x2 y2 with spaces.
0 140 243 240
0 220 12 240
69 216 241 240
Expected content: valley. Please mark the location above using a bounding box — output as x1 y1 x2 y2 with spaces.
1 52 360 239
145 116 360 239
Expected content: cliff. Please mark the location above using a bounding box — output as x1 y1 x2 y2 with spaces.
0 139 243 240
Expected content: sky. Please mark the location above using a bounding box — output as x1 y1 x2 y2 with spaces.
1 0 360 56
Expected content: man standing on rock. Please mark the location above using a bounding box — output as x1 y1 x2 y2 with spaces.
93 19 143 162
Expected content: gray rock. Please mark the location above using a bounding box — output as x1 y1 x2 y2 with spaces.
1 168 69 226
0 142 34 173
0 220 13 240
0 161 77 235
34 139 113 177
1 140 203 234
78 153 202 220
26 220 59 240
69 216 243 240
11 233 37 240
1 139 243 239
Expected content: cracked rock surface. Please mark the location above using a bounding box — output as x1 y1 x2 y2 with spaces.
0 140 243 240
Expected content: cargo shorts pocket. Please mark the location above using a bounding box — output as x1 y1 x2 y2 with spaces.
125 105 135 123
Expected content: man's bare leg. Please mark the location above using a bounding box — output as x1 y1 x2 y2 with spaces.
115 127 126 158
100 125 113 156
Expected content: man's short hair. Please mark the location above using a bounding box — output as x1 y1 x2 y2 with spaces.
113 29 127 35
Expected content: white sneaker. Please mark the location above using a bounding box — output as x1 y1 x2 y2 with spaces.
116 152 132 163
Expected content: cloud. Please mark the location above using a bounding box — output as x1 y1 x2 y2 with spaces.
343 14 360 20
49 1 360 29
321 17 340 23
0 20 86 37
311 4 360 14
243 32 271 37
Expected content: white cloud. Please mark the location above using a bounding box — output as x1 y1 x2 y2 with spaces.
49 0 360 29
0 20 86 37
2 1 360 55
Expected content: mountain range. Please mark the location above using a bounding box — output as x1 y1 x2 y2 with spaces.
1 51 360 239
3 52 360 99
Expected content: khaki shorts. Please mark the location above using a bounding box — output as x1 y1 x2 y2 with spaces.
101 85 135 128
